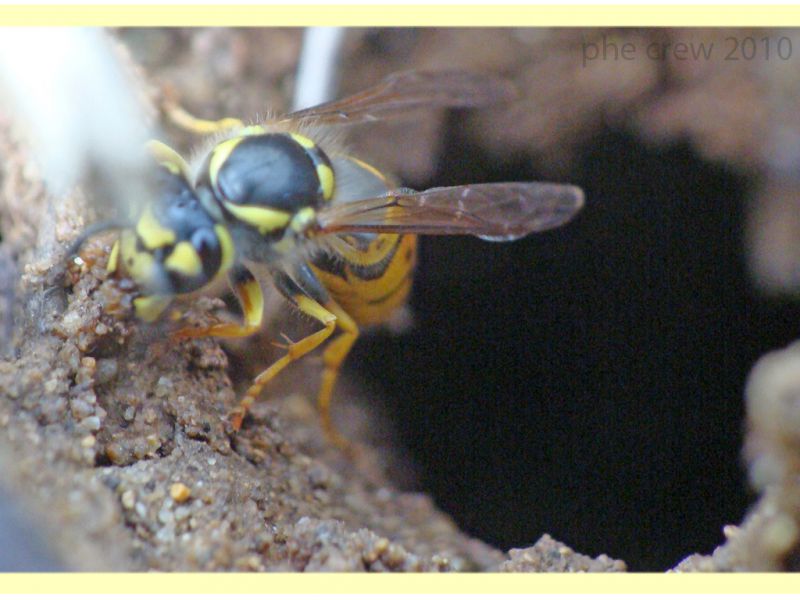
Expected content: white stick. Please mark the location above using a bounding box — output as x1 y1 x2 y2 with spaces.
0 28 151 199
292 27 347 112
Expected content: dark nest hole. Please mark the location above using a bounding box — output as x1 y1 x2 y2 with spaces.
350 122 800 571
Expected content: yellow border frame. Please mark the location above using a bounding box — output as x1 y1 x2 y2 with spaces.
0 572 799 593
0 4 798 593
0 5 799 27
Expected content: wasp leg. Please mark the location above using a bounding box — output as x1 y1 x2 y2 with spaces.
172 263 264 340
318 304 360 449
231 265 337 432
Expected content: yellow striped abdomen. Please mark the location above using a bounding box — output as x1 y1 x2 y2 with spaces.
309 233 417 326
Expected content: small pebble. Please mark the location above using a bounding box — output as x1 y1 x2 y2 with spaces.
71 399 94 421
170 482 191 503
154 376 173 398
121 490 136 510
105 442 125 464
158 507 174 525
723 524 741 539
145 434 160 449
95 359 118 385
155 525 175 543
79 415 101 432
143 407 157 424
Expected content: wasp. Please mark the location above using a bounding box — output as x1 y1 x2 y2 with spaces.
70 71 584 447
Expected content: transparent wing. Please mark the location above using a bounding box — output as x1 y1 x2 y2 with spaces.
315 182 585 241
282 70 517 126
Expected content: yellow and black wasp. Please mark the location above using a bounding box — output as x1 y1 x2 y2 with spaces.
70 71 585 447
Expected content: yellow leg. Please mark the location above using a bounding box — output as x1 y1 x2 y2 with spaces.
318 303 360 448
231 295 337 431
172 261 360 449
172 321 259 340
172 264 263 340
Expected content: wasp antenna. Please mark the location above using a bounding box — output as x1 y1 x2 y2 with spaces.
65 219 128 261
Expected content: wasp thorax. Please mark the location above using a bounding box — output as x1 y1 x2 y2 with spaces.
197 132 334 239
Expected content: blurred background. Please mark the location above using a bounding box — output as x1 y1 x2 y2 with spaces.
5 27 800 571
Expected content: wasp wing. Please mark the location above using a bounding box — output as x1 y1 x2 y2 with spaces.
282 70 517 126
315 182 584 241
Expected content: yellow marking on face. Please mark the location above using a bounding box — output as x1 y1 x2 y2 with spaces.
120 230 159 288
215 224 235 275
106 240 120 274
317 163 334 200
133 295 172 323
223 201 291 236
209 137 243 191
136 205 176 249
146 140 190 178
290 133 316 149
126 250 156 287
164 241 203 278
